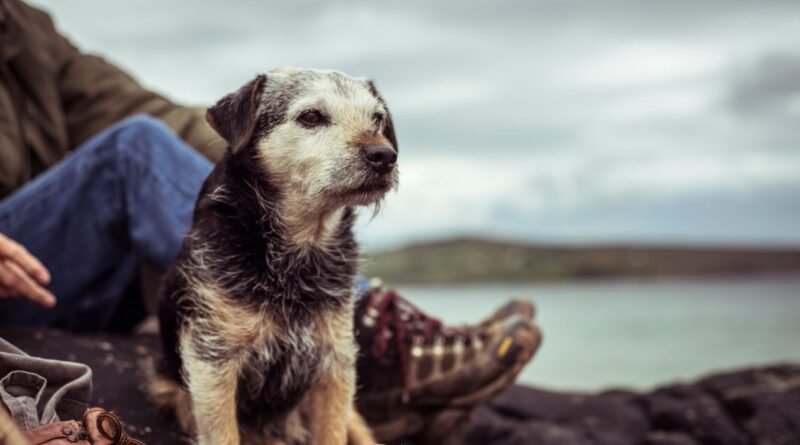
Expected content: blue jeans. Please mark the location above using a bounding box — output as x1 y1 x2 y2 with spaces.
0 116 372 332
0 116 212 331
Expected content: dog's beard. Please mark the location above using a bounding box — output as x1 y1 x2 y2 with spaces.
321 164 398 209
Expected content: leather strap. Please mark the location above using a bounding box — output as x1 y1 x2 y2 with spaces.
82 409 143 445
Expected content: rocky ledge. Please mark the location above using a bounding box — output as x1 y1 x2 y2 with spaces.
466 364 800 445
1 327 798 445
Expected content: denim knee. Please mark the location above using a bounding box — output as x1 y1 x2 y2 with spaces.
115 114 171 135
102 114 212 201
105 114 205 173
112 115 178 151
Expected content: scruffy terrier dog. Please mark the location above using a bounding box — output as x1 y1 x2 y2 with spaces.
150 68 397 445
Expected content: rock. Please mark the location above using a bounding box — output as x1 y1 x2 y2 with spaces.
1 327 799 445
467 407 593 445
482 385 649 445
641 431 699 445
641 384 748 445
701 365 800 445
464 367 800 445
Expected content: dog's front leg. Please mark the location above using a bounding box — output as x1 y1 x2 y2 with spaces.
182 338 241 445
347 409 376 445
308 367 355 445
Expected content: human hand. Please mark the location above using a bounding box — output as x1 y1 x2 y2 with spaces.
0 233 55 308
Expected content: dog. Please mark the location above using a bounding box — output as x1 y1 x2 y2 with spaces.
149 67 398 445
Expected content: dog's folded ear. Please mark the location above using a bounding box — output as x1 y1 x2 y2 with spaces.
366 80 398 153
206 74 267 153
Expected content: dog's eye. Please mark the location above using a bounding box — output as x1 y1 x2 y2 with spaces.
297 110 328 128
373 113 385 127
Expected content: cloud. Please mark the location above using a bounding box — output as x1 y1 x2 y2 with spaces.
355 149 800 248
728 52 800 112
28 0 800 247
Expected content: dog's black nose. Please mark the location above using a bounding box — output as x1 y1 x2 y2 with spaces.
363 144 397 174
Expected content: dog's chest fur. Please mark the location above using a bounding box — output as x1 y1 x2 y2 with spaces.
159 158 360 433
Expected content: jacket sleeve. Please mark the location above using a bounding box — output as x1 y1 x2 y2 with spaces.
45 12 226 161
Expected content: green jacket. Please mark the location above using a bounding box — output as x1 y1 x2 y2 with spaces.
0 0 225 199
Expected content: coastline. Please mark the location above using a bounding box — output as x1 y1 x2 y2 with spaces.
363 237 800 285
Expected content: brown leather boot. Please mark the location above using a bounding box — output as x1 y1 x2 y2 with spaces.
355 287 542 444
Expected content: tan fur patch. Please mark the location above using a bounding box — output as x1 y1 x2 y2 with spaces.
300 302 374 445
306 373 354 445
181 277 277 355
146 371 196 434
347 410 376 445
181 331 241 445
281 409 310 445
314 304 358 370
0 401 30 445
353 133 391 148
174 280 278 445
282 206 346 247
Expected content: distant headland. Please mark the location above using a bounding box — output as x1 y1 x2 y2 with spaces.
362 237 800 284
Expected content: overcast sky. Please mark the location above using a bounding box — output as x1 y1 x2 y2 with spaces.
30 0 800 249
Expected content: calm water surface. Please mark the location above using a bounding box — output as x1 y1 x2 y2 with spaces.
399 276 800 391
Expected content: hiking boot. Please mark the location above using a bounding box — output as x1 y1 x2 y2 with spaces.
478 298 535 328
355 287 542 444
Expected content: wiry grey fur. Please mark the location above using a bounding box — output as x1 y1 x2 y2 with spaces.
153 68 398 445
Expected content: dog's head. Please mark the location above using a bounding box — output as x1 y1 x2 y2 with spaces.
206 68 398 210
